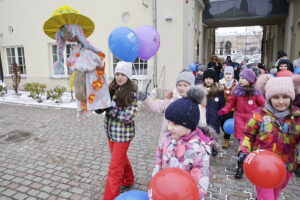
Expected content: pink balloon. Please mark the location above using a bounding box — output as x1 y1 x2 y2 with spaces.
135 25 160 61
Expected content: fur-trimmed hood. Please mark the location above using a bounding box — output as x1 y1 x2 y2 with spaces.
198 125 221 151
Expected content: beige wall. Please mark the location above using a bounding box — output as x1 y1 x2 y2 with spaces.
0 0 152 89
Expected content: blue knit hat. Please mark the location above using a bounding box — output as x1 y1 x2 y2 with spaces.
165 85 205 130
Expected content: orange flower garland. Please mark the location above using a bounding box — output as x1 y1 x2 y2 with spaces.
81 101 87 111
97 52 105 60
88 93 96 104
92 78 103 91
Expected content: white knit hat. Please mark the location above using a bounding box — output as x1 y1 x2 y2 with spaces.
114 61 133 79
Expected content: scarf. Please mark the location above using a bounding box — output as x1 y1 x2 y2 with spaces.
265 102 291 120
232 84 260 96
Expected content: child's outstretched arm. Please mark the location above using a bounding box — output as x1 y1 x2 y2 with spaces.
191 145 210 200
239 113 261 153
143 96 173 114
218 95 237 116
256 94 266 107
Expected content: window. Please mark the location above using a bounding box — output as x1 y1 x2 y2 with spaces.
6 46 26 74
112 56 148 80
51 44 73 76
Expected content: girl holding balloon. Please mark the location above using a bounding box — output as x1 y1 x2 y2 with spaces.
217 69 265 178
238 74 300 200
218 66 238 148
99 61 138 200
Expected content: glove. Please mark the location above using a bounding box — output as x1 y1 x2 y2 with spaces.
137 91 148 101
94 107 112 114
238 152 247 163
217 110 225 116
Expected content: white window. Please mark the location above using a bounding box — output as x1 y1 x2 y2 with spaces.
51 44 73 76
112 56 148 80
6 46 26 74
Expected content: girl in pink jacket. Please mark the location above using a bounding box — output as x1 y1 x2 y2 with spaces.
218 69 265 142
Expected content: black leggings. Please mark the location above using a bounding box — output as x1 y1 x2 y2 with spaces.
220 111 234 139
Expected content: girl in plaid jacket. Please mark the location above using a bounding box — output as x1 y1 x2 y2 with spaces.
100 61 138 200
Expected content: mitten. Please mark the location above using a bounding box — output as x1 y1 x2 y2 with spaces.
137 91 148 101
217 110 225 116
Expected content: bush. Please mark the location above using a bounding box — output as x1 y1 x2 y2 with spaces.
46 86 67 103
0 84 7 95
24 82 46 102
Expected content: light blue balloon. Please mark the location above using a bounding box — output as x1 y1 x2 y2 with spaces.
266 73 275 78
109 27 140 62
189 63 197 72
115 190 148 200
294 67 300 74
223 118 234 134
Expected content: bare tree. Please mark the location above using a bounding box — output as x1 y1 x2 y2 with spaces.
12 63 21 94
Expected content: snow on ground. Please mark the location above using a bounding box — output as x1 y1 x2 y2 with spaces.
0 89 77 109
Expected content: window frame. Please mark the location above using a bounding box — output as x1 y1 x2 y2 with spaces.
5 46 26 75
50 43 74 78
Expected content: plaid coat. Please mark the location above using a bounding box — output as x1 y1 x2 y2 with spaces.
104 93 138 143
239 106 300 172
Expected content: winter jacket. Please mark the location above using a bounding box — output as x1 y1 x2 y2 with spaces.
152 128 212 200
219 78 238 111
205 85 226 134
220 94 265 140
239 106 300 172
104 92 138 143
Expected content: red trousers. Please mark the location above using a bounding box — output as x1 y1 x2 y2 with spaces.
103 140 134 200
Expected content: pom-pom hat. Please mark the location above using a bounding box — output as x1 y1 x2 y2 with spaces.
165 85 205 130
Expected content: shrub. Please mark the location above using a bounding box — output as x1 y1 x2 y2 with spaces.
46 86 67 103
0 84 7 95
24 82 46 102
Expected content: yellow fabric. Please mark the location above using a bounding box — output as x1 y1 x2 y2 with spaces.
69 71 75 91
43 6 95 39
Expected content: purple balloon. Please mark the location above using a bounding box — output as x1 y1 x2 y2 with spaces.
135 25 160 61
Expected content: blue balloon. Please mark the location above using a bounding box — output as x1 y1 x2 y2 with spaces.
109 27 140 62
294 67 300 74
115 190 148 200
189 63 197 72
223 118 234 134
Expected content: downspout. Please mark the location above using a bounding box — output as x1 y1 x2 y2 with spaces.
285 0 294 56
152 0 158 87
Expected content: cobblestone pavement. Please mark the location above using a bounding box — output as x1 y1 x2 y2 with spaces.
0 103 299 200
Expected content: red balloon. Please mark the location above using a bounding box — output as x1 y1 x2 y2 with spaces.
148 168 199 200
243 150 287 189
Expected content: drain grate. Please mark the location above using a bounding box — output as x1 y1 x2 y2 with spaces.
0 130 33 144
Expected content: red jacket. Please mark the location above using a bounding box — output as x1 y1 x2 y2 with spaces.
220 95 265 140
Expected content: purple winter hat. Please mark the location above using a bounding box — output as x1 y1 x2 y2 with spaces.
239 69 256 84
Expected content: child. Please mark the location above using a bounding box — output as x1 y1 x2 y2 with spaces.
202 69 225 134
238 74 300 200
152 85 216 200
276 59 294 73
101 61 138 200
218 66 238 148
195 64 207 85
137 71 195 145
217 69 265 178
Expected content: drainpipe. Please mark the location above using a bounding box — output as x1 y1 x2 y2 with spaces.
285 0 294 56
152 0 157 87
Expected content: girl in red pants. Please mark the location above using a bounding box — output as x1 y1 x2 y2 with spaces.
97 61 138 200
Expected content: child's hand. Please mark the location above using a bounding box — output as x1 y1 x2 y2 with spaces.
165 91 173 99
217 110 225 116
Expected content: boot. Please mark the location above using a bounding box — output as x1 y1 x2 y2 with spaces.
222 139 229 148
212 147 218 156
235 161 244 179
294 164 300 177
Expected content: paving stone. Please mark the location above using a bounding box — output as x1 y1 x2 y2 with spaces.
0 104 299 199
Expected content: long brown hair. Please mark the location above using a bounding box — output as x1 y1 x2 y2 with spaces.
109 79 137 107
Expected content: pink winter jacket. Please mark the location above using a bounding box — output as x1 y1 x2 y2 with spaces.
142 97 173 144
220 95 265 140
